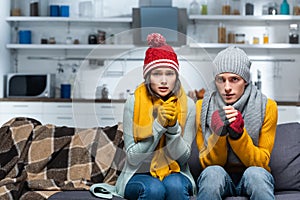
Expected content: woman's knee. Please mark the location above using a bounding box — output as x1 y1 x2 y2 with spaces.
163 173 191 191
145 181 166 198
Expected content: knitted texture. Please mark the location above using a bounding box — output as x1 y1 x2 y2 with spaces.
143 33 179 77
213 46 251 82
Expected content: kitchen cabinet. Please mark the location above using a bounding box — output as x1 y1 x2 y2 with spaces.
0 101 124 128
0 101 43 125
42 102 74 126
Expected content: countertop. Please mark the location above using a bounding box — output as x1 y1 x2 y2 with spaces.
0 98 299 106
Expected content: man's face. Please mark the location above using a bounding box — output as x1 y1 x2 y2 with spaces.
215 72 247 105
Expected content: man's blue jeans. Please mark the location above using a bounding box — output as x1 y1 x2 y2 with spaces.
124 173 193 200
197 165 275 200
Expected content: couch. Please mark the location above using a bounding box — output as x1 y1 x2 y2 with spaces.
0 117 299 200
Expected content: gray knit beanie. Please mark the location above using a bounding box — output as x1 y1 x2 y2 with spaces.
213 46 251 83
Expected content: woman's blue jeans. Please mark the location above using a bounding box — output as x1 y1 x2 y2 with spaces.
197 165 275 200
124 173 193 200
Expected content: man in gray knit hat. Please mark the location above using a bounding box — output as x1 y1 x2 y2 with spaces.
195 46 278 200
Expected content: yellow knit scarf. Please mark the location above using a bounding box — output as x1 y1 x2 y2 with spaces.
133 83 187 180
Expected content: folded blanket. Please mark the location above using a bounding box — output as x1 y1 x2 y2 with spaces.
0 117 125 200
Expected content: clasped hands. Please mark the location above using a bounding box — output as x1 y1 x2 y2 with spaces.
157 99 178 127
211 106 244 139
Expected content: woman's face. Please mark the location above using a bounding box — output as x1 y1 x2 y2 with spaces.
149 67 177 97
215 72 247 105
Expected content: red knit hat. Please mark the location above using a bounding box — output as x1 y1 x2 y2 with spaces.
143 33 179 77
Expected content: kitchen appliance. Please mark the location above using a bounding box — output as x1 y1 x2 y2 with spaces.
5 73 55 98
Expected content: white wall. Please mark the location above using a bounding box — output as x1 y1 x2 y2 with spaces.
0 0 11 98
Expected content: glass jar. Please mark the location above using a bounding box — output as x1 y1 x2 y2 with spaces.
263 28 269 44
189 0 200 15
231 0 241 15
293 0 300 15
48 37 56 44
252 37 259 44
200 0 208 15
30 0 39 16
88 34 97 44
97 30 106 44
218 23 226 43
222 0 231 15
235 33 245 44
66 36 73 45
11 0 21 16
245 0 254 15
289 24 299 44
227 31 235 43
263 33 269 44
268 2 278 15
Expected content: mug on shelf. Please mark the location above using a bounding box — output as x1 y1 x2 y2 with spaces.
60 5 70 17
50 5 60 16
19 30 32 44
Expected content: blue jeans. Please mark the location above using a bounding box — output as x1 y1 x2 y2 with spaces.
197 166 275 200
124 173 193 200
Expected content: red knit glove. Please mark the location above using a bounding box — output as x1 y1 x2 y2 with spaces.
211 110 229 136
228 111 244 140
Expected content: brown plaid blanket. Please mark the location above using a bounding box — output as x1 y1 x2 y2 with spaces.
0 117 125 200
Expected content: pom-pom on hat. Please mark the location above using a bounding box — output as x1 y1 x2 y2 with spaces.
213 46 251 83
143 33 179 77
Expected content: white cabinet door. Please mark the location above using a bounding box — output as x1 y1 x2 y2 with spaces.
94 102 124 126
42 102 125 128
0 102 43 125
42 102 74 126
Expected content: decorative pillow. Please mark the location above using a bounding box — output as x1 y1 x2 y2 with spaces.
270 122 300 191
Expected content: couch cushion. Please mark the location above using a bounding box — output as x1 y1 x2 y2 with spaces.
188 139 202 183
270 122 300 192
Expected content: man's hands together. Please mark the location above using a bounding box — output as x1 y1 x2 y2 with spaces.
210 106 244 139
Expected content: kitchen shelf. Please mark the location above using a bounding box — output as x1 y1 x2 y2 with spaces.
6 16 132 23
9 15 300 23
190 43 300 49
6 44 135 50
189 15 300 22
8 43 300 51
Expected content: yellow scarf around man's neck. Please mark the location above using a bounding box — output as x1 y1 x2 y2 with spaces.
133 83 187 180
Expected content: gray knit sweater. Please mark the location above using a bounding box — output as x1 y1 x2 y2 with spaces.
115 94 197 197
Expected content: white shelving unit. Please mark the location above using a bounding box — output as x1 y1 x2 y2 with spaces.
6 16 133 50
7 15 300 51
6 16 132 23
6 44 135 50
187 14 300 51
189 15 300 22
189 43 300 49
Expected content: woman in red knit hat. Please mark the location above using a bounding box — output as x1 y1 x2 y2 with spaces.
115 33 196 199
